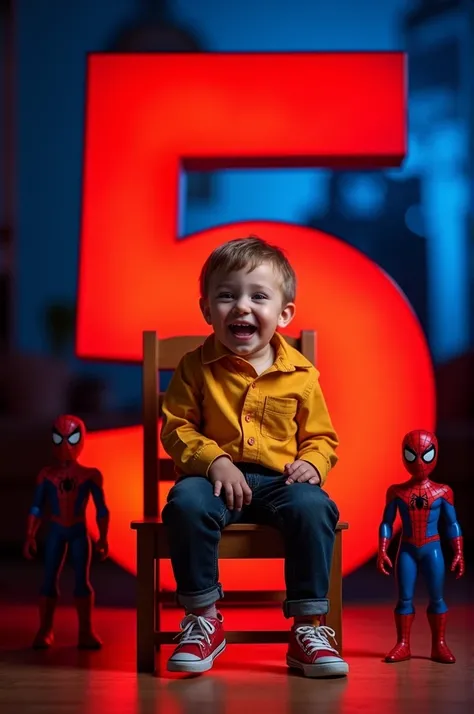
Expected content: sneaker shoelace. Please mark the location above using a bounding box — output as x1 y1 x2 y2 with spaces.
174 614 216 650
295 625 339 655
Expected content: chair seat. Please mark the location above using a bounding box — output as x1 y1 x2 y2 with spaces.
132 520 347 559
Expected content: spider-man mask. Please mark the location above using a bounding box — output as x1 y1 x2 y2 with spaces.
402 429 438 480
52 414 85 462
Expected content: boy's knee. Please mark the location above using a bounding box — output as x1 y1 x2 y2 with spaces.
162 476 223 525
286 484 339 524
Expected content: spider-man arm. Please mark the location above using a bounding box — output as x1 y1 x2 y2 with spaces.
377 487 398 575
23 469 48 559
441 487 464 578
89 469 110 559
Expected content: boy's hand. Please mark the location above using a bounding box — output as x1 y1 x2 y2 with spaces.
208 457 252 511
285 460 321 486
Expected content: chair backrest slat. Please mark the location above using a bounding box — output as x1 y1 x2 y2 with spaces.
142 332 159 518
157 335 210 370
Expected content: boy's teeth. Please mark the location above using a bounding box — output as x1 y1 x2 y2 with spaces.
229 323 256 334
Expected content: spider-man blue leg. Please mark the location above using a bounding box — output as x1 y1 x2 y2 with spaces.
385 544 417 662
41 524 69 596
69 524 102 649
33 524 68 649
395 544 418 614
419 542 455 663
419 541 447 613
68 524 92 597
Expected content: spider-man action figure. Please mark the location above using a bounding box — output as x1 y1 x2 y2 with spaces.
23 415 109 649
377 429 464 663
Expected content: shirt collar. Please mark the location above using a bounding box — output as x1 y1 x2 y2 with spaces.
201 331 312 371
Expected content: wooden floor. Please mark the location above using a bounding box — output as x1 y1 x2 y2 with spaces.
0 602 472 714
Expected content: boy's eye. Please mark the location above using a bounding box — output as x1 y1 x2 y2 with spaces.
217 292 233 299
253 293 267 300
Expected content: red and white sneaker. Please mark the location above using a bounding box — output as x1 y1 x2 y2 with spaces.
167 612 226 673
287 624 349 678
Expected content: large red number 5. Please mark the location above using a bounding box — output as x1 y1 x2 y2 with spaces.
79 53 435 583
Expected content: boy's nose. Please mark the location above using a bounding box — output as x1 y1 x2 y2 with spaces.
234 299 251 314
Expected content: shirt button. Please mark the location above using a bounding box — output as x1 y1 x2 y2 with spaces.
251 383 256 389
245 415 252 422
248 437 255 446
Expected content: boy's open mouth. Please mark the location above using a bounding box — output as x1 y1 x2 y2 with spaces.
229 323 257 337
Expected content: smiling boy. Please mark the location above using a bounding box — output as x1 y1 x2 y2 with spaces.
161 235 348 678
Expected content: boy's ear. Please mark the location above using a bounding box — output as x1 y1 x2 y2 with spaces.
278 302 295 328
199 297 212 325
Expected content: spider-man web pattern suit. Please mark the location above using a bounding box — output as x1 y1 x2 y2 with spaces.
377 430 464 664
24 415 110 649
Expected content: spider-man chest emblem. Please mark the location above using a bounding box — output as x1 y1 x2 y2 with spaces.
410 493 428 510
59 477 76 494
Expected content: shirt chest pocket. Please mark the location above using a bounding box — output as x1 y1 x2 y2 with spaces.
260 396 298 441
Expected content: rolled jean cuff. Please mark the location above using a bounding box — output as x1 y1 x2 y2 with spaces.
176 583 224 610
283 598 329 618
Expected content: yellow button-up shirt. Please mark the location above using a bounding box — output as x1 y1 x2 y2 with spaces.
161 331 338 485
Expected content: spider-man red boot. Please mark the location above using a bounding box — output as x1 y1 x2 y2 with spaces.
385 613 414 662
75 595 102 649
32 596 57 649
428 612 455 663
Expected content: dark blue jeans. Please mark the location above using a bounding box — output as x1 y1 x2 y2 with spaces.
162 463 339 617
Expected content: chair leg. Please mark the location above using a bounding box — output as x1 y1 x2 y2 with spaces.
155 556 161 652
327 530 343 653
136 529 156 673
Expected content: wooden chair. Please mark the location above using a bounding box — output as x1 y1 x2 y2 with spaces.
131 330 348 673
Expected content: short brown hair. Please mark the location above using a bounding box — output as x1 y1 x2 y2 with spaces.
199 235 296 304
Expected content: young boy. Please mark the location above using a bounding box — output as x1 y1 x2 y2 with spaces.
161 236 348 678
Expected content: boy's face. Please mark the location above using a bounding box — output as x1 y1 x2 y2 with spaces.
200 262 295 361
